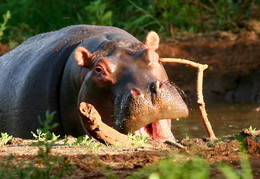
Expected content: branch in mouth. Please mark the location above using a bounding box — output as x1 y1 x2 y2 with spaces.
79 102 129 146
79 102 186 149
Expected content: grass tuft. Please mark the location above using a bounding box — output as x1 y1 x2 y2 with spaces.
0 132 13 146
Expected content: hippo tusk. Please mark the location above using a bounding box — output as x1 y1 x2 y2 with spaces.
79 102 130 146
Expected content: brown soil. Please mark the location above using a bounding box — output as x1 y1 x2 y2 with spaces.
0 43 11 56
0 129 259 178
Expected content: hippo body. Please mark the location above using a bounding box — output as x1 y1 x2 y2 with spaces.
0 25 188 141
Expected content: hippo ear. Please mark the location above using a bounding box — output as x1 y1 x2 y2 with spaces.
74 47 93 67
145 31 160 49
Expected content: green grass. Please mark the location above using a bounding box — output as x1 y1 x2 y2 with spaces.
128 133 149 146
30 111 60 154
247 126 257 132
128 154 211 179
128 150 253 179
0 10 11 41
73 135 103 153
218 152 253 179
31 129 60 143
0 132 12 146
0 111 75 178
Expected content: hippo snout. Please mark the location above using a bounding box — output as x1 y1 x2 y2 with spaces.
130 81 162 98
131 81 169 105
114 81 189 134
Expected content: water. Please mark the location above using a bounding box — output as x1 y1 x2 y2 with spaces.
172 103 260 140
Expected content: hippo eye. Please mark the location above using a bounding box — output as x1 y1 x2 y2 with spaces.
95 66 103 74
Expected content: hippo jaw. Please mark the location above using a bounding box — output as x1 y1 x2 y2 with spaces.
114 81 189 142
133 119 176 142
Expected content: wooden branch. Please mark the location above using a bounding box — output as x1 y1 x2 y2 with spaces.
161 58 217 140
165 139 186 149
79 102 129 146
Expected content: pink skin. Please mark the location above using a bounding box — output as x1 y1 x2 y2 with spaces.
133 119 175 142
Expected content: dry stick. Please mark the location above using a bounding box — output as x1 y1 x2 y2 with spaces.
165 139 186 149
161 58 218 140
79 102 130 146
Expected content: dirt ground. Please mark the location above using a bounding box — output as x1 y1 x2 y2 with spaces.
0 129 259 178
0 31 260 178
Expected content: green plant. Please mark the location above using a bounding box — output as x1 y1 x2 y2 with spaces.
239 152 253 179
74 135 103 153
0 132 13 146
247 126 256 132
128 155 211 179
129 138 255 179
84 0 113 26
0 152 74 178
219 151 253 179
122 0 162 36
38 111 59 134
0 0 259 42
0 11 11 40
127 0 200 36
129 151 254 179
31 129 60 143
0 111 75 178
0 0 87 42
31 111 60 154
30 111 74 177
30 111 60 154
128 134 149 146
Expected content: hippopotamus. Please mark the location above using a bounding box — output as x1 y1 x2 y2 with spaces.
0 25 188 142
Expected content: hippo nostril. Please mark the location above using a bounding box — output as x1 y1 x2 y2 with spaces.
131 88 141 97
150 81 163 93
155 81 163 90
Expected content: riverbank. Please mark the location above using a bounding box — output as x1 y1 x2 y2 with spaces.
158 31 260 103
0 128 259 178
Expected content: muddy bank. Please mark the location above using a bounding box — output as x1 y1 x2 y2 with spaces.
158 32 260 103
0 129 259 178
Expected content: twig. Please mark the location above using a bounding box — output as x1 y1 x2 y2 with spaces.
79 102 130 146
161 58 217 140
165 139 187 150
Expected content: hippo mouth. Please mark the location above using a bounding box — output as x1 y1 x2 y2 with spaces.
114 81 189 142
133 119 176 142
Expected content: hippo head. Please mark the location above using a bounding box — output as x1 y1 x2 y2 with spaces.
75 32 189 142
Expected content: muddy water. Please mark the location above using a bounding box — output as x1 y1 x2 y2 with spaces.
172 103 260 140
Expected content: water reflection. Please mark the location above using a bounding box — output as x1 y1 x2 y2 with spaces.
172 103 260 140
